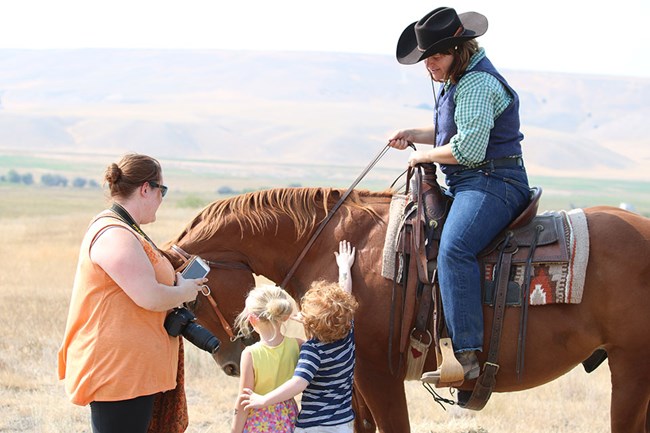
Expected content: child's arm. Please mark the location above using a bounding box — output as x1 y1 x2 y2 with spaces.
240 376 309 410
231 348 255 433
334 240 356 293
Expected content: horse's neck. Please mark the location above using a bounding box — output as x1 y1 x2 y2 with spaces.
242 223 317 287
225 190 390 295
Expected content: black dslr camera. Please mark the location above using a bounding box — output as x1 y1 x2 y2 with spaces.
164 307 220 354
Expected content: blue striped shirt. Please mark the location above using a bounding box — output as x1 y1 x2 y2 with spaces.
293 324 355 428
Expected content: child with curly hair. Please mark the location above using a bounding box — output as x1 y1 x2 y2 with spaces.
231 284 302 433
240 240 359 433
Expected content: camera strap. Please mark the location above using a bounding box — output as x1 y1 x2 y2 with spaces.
109 203 160 252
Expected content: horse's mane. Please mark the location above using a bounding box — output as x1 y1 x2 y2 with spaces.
171 187 389 244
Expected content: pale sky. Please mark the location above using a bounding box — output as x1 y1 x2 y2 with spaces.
1 0 649 78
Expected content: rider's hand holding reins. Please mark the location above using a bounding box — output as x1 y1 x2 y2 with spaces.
387 126 435 149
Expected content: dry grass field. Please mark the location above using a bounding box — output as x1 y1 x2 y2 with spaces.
0 184 614 433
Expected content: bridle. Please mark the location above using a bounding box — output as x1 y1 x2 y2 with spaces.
170 244 251 342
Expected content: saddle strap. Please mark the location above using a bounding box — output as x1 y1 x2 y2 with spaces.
388 218 418 375
410 167 431 285
409 166 436 349
400 246 420 354
461 232 514 410
414 281 434 340
516 224 543 380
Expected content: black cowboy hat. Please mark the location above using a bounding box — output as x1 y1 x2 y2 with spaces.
396 7 488 65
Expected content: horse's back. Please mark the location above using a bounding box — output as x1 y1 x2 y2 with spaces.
585 205 650 271
583 206 650 347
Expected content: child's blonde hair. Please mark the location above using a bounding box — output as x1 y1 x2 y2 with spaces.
300 280 359 343
234 284 296 339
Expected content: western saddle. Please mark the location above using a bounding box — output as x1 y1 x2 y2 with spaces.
392 164 552 410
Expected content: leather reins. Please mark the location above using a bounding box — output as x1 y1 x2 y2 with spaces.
279 143 393 289
170 244 251 342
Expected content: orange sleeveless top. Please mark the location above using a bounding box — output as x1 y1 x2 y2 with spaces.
57 213 178 406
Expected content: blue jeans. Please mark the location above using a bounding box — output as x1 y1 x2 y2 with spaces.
438 166 530 352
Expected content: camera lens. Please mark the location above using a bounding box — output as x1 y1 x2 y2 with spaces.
182 323 221 354
164 307 221 354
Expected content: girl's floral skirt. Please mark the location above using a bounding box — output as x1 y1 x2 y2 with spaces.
243 398 298 433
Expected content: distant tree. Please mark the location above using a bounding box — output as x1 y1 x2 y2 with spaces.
288 183 302 188
41 174 55 186
21 173 34 185
72 177 87 188
88 179 100 188
217 185 235 194
8 170 21 183
41 173 68 187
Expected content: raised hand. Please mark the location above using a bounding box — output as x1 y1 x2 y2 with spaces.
334 240 355 293
334 240 356 270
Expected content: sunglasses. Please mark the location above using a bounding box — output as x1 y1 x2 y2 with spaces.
148 181 168 198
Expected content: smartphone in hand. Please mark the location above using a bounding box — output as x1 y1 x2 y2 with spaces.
181 256 210 280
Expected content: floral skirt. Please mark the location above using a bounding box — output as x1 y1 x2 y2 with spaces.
243 398 298 433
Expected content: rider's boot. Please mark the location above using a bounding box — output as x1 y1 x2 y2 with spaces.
420 350 480 384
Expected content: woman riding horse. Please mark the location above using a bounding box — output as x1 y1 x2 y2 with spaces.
388 7 531 384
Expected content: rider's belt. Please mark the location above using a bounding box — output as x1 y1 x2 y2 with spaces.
472 156 524 171
453 156 524 174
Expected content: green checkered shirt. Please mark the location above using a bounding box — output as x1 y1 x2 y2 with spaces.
444 48 514 166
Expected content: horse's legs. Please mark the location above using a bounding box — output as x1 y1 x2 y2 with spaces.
608 348 650 433
352 386 377 433
354 363 410 433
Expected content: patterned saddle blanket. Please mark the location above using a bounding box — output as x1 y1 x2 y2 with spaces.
381 198 590 306
482 209 589 305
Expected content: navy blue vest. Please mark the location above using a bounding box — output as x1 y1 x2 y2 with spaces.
436 56 523 175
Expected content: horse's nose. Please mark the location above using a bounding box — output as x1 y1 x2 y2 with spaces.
222 362 239 377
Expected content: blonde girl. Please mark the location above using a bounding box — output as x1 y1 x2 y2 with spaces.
231 285 302 433
241 240 359 433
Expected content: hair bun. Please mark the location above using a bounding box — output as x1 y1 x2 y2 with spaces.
104 163 122 185
266 298 292 320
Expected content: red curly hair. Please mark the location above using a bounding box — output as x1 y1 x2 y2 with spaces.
300 280 359 343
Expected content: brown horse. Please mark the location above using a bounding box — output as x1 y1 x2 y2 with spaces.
164 187 650 433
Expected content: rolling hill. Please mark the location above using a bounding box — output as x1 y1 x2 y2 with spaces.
0 49 648 180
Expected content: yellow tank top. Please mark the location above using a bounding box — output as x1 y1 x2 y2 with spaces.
57 214 178 405
250 337 300 395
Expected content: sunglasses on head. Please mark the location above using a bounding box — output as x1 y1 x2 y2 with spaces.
148 181 168 198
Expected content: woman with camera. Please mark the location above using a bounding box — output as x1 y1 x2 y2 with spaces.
58 153 207 433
